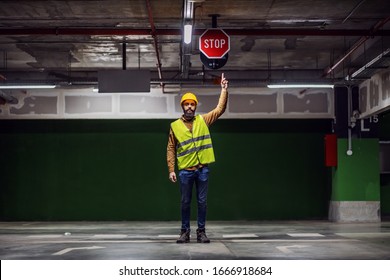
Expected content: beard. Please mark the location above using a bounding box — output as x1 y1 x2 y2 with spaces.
183 108 195 120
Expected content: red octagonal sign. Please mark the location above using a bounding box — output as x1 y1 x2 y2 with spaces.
199 28 230 59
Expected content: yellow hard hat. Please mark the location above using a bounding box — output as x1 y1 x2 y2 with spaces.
180 92 198 106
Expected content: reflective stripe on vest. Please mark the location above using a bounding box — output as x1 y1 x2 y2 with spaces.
171 115 215 170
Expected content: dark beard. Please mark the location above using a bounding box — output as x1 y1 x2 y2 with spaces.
183 108 195 120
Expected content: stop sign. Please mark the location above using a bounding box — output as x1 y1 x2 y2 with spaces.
199 28 230 59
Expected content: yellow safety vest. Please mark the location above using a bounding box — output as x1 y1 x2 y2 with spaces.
171 115 215 170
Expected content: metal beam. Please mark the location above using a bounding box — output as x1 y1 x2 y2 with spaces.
0 28 389 36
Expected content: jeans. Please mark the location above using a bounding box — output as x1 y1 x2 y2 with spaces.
178 166 209 231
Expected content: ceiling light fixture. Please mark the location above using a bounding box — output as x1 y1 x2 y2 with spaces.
0 84 56 89
184 24 192 44
267 84 334 89
350 48 390 79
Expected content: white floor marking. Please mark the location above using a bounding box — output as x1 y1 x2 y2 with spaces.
52 246 105 256
335 232 390 238
27 235 64 238
277 245 309 254
92 234 127 238
287 233 325 237
222 234 258 238
158 235 180 238
230 239 358 243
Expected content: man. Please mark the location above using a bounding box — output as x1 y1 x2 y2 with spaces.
167 73 228 243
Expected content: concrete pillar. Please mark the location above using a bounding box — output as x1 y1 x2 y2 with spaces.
329 86 381 222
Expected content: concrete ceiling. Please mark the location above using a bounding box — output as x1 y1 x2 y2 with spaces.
0 0 389 89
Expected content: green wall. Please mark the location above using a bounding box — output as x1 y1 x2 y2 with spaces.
331 139 380 201
0 119 331 221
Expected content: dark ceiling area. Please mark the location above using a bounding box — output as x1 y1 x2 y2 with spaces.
0 0 389 89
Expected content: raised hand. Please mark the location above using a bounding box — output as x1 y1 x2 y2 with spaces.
220 73 228 89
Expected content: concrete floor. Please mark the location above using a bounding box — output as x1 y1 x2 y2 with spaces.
1 220 390 260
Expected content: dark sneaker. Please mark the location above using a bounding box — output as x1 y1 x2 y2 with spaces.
196 228 210 243
176 229 190 243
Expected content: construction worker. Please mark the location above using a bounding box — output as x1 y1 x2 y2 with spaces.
167 73 229 243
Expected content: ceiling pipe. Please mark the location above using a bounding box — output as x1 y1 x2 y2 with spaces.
122 42 127 70
145 0 163 88
0 28 389 36
342 0 366 24
324 16 390 77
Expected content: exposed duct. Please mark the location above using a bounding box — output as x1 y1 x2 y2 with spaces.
0 90 18 104
324 17 390 77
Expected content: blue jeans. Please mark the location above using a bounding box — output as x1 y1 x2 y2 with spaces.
178 166 209 231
